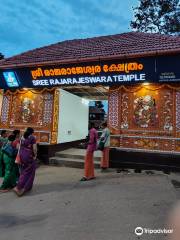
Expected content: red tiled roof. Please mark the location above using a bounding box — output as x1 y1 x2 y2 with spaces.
0 32 180 68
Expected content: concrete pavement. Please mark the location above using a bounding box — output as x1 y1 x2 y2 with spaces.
0 166 178 240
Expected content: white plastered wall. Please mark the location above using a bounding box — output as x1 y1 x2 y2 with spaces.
57 89 89 143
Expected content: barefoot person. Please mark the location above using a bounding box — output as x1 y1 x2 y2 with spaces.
0 134 18 192
99 122 110 171
80 123 98 181
13 127 37 196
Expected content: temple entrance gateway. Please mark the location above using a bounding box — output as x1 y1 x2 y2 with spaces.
0 86 108 143
0 32 180 170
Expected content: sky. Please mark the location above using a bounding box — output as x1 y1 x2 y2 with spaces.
0 0 138 58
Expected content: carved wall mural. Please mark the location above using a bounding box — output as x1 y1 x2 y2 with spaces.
109 84 180 152
108 90 119 132
176 91 180 132
0 95 11 126
10 91 43 128
121 93 129 129
0 89 57 143
133 95 158 128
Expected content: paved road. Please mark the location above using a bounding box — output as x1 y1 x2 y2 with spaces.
0 167 178 240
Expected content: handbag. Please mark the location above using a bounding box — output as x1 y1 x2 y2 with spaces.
98 141 105 151
2 143 16 157
15 139 21 164
98 132 109 151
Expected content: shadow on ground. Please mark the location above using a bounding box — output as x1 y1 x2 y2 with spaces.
0 213 48 228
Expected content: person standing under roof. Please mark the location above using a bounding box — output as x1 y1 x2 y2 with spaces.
80 123 98 181
99 122 110 171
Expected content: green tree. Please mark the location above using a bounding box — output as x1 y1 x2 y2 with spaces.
95 101 104 109
130 0 180 35
0 52 4 59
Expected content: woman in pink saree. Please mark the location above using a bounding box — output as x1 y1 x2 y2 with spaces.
80 123 98 181
13 127 37 196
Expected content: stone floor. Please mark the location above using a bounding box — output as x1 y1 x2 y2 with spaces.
57 148 102 157
0 166 178 240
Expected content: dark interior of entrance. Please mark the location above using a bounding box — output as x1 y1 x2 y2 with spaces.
61 85 109 130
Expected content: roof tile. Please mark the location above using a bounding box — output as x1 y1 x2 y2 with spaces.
0 31 180 68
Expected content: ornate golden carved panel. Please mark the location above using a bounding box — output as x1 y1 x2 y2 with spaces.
108 90 120 134
0 89 55 143
10 92 43 128
51 89 59 144
109 84 180 152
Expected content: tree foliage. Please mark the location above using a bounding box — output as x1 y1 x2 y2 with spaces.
0 52 4 59
95 101 104 109
130 0 180 35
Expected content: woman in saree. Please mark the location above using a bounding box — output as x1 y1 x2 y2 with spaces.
12 129 21 178
80 122 98 181
12 130 21 148
99 122 110 171
0 130 8 178
0 134 18 193
13 127 37 196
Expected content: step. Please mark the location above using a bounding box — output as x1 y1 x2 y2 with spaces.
55 152 101 162
49 157 100 169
